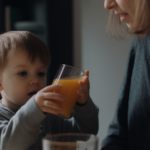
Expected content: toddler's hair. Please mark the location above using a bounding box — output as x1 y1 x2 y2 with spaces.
0 31 51 70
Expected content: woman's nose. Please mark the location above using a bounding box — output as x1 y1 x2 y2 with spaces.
104 0 117 10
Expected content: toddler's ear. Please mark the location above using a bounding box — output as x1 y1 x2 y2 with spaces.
0 75 3 91
0 83 3 91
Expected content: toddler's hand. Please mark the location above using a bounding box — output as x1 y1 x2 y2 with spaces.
34 85 65 115
77 70 90 104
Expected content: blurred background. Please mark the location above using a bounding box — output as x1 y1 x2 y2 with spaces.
0 0 133 148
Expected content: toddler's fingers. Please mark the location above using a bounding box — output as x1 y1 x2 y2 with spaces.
79 85 88 93
85 70 89 77
43 92 65 101
43 100 62 111
42 84 62 92
83 76 89 83
79 76 88 85
42 106 60 114
77 90 88 98
77 89 87 97
78 82 89 94
79 80 89 90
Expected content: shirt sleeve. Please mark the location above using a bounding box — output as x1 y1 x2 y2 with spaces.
0 97 46 150
42 96 99 135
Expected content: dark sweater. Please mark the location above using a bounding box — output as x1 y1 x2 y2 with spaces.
101 35 150 150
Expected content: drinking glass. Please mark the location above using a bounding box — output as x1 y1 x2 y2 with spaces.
42 133 99 150
52 64 85 119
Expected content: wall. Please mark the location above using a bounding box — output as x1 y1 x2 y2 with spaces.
73 0 133 148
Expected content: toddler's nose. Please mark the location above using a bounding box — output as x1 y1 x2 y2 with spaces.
30 76 39 85
104 0 117 10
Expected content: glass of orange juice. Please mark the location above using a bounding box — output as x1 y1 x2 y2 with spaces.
52 64 85 119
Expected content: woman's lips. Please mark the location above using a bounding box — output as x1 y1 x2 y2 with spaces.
119 13 128 21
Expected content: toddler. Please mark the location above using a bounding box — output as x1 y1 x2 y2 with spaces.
0 31 99 150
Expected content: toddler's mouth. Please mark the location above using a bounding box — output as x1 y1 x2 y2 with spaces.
28 91 37 96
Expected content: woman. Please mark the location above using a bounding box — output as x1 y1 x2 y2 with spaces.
102 0 150 150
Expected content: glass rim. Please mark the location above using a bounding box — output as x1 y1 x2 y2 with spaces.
61 64 85 74
42 133 99 146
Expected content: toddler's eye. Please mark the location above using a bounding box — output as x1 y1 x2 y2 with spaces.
18 72 27 76
38 72 45 77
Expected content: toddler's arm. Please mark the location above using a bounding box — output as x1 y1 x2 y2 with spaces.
0 97 45 150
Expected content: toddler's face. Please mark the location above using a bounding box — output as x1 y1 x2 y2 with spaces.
0 49 47 109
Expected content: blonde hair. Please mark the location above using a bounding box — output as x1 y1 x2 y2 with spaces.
0 31 51 70
107 0 150 38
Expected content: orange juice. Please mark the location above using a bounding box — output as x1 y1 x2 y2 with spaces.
52 77 84 118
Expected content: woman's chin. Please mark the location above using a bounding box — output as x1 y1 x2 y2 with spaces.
126 23 135 31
